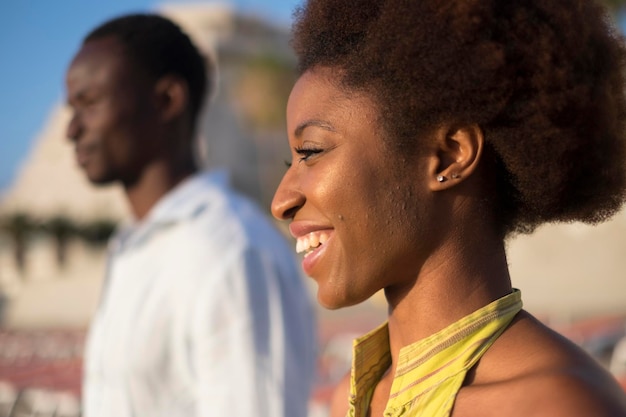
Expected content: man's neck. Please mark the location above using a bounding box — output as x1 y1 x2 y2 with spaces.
124 161 198 221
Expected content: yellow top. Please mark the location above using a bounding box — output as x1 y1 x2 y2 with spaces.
347 290 523 417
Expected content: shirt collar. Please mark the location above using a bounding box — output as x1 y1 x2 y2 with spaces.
110 170 230 252
349 322 392 413
144 169 230 225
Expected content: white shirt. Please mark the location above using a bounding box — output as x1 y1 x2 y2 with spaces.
610 335 626 376
82 171 317 417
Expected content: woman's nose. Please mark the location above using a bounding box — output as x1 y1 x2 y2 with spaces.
271 169 305 221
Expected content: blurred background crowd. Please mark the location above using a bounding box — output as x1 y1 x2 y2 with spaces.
1 1 626 416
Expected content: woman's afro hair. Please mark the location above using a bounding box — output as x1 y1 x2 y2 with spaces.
292 0 626 236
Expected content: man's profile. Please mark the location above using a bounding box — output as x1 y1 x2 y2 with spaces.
65 13 316 417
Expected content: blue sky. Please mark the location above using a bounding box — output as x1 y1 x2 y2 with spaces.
0 0 301 193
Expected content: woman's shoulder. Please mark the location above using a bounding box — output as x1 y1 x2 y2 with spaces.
454 311 626 417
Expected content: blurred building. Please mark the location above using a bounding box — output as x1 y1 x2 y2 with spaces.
0 3 296 329
508 212 626 321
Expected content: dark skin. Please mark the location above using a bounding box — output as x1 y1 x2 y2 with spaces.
330 312 626 417
65 36 197 220
272 68 626 417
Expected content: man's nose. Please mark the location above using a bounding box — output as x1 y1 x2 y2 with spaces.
66 112 83 142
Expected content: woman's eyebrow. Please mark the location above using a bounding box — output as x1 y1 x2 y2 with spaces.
294 119 336 138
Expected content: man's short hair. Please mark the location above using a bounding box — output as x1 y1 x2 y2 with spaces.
85 13 210 122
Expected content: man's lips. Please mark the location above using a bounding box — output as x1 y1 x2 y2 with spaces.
75 143 96 166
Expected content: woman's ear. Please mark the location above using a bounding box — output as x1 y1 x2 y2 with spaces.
153 75 189 123
427 123 484 191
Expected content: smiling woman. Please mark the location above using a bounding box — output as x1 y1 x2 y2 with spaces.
271 1 626 416
276 70 434 310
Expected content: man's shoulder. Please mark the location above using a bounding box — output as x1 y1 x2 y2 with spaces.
187 182 289 246
168 189 293 266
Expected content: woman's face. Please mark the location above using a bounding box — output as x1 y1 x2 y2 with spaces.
272 67 437 309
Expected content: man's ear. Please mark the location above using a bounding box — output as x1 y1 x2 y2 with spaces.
427 123 484 191
153 75 189 122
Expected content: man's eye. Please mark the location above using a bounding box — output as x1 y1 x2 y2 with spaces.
294 147 322 162
83 98 99 108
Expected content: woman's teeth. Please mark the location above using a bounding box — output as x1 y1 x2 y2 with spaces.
296 232 329 255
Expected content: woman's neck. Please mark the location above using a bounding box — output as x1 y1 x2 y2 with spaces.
385 217 512 374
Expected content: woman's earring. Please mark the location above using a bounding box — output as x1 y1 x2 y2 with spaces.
451 173 460 179
437 175 446 183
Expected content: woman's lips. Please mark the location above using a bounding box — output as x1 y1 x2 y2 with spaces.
300 235 330 276
296 230 330 255
288 223 334 276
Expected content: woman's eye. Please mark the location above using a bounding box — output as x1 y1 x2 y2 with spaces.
294 146 322 162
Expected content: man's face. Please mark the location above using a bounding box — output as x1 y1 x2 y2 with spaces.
65 36 160 186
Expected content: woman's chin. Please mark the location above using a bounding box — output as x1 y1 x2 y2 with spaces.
316 290 345 310
316 288 365 311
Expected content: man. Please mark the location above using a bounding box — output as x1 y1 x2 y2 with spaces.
65 13 316 417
